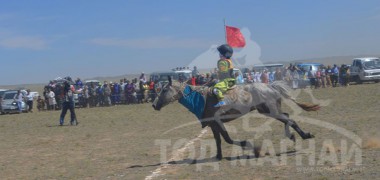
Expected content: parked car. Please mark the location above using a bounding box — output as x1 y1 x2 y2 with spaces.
0 89 9 114
296 63 324 86
350 57 380 83
296 63 323 74
85 80 101 87
1 90 28 114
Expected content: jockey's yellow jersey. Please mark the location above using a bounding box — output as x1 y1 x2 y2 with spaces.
217 59 234 80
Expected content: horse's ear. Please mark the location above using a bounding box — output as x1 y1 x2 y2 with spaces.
168 76 172 86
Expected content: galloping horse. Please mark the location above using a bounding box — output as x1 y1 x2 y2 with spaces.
152 77 320 160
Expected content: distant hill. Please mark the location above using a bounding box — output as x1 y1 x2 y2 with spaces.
1 55 379 88
267 55 380 66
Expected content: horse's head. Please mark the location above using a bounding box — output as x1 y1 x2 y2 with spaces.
152 76 180 111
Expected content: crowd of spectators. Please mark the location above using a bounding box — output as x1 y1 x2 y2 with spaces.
2 63 355 114
38 73 157 111
238 63 352 89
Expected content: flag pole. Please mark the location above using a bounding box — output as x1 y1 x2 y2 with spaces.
224 18 227 43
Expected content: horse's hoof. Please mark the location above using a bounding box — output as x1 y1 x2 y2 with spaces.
240 141 253 150
304 132 315 139
240 141 247 147
290 133 296 142
215 154 223 160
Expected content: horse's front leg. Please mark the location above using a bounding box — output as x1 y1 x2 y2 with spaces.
210 123 223 160
216 121 248 147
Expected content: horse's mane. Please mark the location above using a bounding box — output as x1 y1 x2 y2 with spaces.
170 80 211 94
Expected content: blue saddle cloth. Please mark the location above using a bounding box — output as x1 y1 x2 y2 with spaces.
178 86 206 120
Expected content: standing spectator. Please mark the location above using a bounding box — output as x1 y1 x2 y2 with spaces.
113 82 121 104
274 68 283 81
326 65 333 87
290 67 299 89
97 83 104 106
82 85 89 108
43 86 50 110
236 72 245 84
88 83 95 107
149 81 156 102
110 82 115 105
178 74 185 83
254 70 261 83
59 81 78 126
48 87 56 110
75 78 83 88
103 82 111 106
14 90 24 113
37 96 45 111
260 70 269 84
315 68 322 88
245 72 253 83
268 71 275 83
300 68 308 88
321 66 327 88
191 76 196 86
143 82 149 102
340 64 349 86
54 84 62 110
139 72 147 84
346 66 351 86
26 89 34 112
137 81 144 104
331 64 339 87
192 66 200 77
125 81 136 104
308 66 316 89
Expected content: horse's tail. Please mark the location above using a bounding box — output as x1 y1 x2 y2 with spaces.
293 101 321 111
270 81 320 112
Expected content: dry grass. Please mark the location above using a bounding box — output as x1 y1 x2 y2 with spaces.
0 83 379 179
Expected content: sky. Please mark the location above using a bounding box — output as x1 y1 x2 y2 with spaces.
1 0 380 85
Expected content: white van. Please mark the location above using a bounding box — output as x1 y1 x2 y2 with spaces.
350 57 380 83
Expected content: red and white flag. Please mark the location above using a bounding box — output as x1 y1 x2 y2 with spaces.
225 25 246 48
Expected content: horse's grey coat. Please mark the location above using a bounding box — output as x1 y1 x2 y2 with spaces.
152 80 319 160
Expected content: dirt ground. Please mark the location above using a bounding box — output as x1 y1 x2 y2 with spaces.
0 83 379 179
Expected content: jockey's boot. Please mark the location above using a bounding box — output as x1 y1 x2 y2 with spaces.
213 88 226 107
214 101 226 107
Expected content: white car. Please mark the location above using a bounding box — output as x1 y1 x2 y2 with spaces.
1 90 28 114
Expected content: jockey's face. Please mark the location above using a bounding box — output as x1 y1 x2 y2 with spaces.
219 53 226 59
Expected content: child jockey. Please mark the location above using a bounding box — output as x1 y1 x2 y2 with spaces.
213 44 236 107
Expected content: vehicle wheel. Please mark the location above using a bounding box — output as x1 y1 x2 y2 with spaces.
355 76 362 84
375 80 379 83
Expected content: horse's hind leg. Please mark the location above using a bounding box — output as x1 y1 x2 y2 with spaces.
276 113 314 140
273 99 314 140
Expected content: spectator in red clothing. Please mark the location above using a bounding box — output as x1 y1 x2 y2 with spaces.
260 70 269 84
191 76 196 86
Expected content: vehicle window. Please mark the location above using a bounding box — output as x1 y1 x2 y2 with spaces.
353 60 358 66
4 92 16 100
299 65 311 71
363 59 380 69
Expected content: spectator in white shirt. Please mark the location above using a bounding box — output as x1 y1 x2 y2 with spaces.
26 89 34 112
